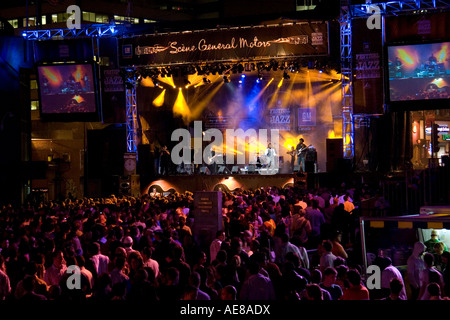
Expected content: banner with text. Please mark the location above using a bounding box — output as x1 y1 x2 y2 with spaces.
119 22 328 66
352 18 384 115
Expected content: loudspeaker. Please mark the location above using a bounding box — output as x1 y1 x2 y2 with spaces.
231 166 239 174
326 138 343 172
218 165 231 174
103 175 120 196
305 161 315 173
294 172 307 189
87 126 127 178
200 166 210 175
248 164 256 173
217 165 226 174
130 174 141 197
336 158 353 173
119 176 131 195
137 144 151 175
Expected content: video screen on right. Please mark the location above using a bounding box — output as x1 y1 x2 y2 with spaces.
386 41 450 108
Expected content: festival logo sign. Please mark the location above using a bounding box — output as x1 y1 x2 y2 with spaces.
268 108 292 131
297 107 316 132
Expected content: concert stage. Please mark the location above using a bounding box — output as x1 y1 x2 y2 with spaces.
142 173 303 195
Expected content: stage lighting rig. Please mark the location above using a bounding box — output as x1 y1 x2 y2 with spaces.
151 76 161 87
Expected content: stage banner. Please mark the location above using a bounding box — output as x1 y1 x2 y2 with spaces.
100 68 126 123
352 18 384 115
267 108 292 131
119 22 328 66
297 107 316 132
385 12 450 43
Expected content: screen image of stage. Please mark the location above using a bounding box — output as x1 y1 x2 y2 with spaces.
37 63 97 115
387 41 450 102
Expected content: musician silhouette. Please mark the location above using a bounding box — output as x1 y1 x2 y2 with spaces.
296 138 307 172
287 146 296 172
394 57 403 78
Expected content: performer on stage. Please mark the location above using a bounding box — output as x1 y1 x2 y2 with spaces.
394 57 403 78
287 146 296 172
296 138 307 172
265 143 277 168
255 152 262 168
207 146 221 174
159 145 171 175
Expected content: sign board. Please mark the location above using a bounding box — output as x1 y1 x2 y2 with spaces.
268 108 291 131
119 22 329 66
193 191 223 252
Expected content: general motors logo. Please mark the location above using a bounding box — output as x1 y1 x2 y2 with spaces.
311 32 323 46
122 44 133 58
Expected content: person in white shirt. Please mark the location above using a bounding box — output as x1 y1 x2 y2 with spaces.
44 250 67 286
379 257 407 300
264 143 277 168
75 255 95 291
210 230 225 264
142 246 160 280
320 240 337 273
89 242 110 277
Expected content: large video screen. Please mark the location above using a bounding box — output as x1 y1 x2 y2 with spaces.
387 41 450 108
37 63 98 120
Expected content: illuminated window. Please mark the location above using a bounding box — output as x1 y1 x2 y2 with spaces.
82 11 96 22
296 0 316 11
95 14 109 23
144 19 156 23
52 14 58 23
41 15 46 25
56 13 70 23
7 19 18 28
30 80 38 90
23 17 36 27
31 100 39 111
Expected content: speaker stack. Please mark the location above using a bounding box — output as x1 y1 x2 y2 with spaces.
326 138 343 172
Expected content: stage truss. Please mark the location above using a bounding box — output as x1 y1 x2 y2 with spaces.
340 0 450 161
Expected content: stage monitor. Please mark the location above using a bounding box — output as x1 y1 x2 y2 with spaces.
386 40 450 111
37 62 99 121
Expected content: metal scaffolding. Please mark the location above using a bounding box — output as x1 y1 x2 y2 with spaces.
21 23 119 40
340 0 450 161
340 0 354 159
125 82 139 153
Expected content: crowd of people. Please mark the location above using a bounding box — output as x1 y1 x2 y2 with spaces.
0 182 448 302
